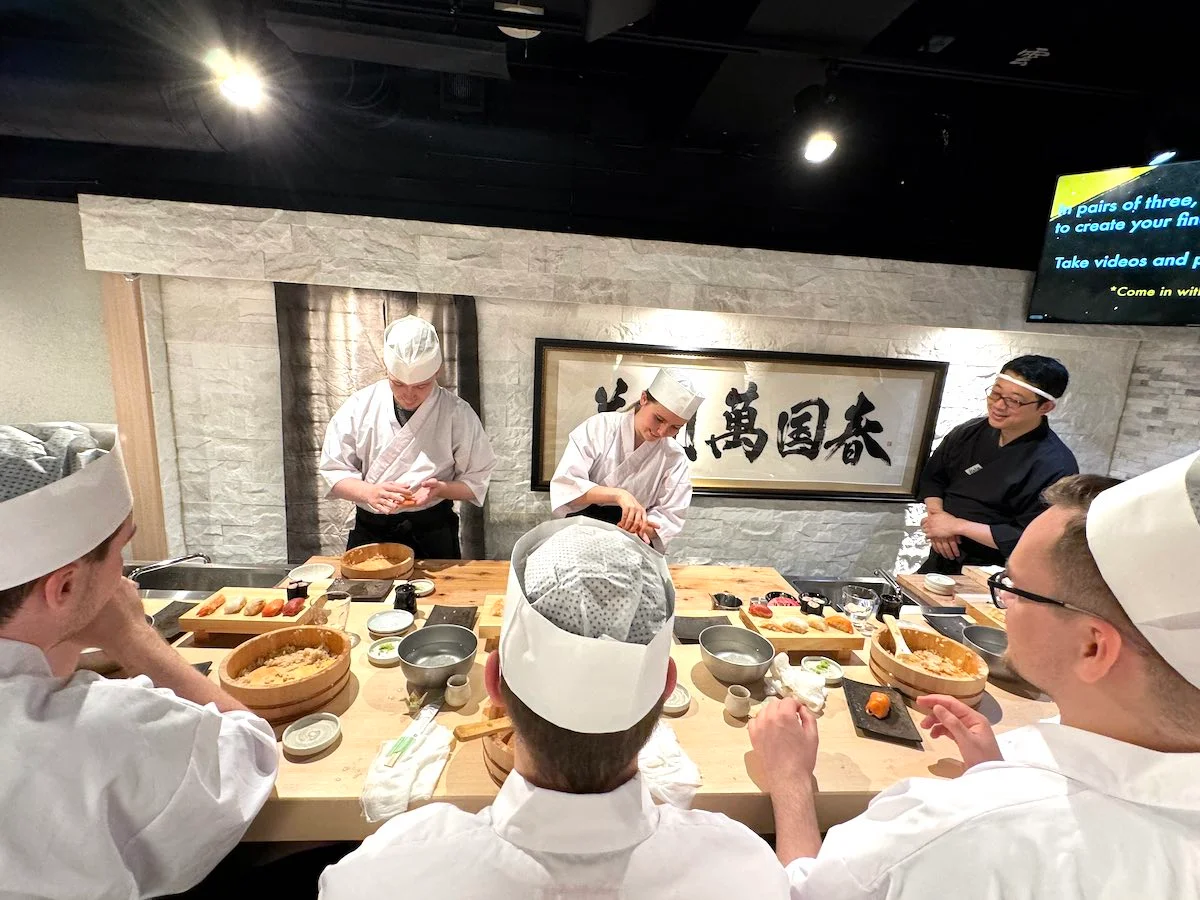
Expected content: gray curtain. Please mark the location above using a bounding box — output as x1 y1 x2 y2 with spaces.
275 284 486 562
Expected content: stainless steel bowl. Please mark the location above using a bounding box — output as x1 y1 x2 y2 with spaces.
698 625 775 685
962 625 1019 681
396 623 478 688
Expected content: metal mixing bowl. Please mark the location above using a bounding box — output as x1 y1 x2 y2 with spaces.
699 625 775 685
396 624 478 688
962 625 1019 681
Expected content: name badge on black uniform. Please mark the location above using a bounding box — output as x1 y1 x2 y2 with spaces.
964 464 983 475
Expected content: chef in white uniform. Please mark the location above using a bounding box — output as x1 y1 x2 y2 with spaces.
320 315 496 559
749 457 1200 899
550 367 703 551
0 423 278 900
319 519 789 899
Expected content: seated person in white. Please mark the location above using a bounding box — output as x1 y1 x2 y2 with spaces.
750 459 1200 899
0 424 278 900
320 518 788 899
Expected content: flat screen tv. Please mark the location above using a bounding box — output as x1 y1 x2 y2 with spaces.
1028 160 1200 325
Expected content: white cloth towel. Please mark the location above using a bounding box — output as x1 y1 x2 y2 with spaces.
765 653 827 713
638 722 702 808
360 725 454 823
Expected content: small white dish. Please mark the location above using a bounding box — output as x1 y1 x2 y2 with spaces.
923 573 957 596
409 578 436 598
800 656 844 686
662 683 691 716
367 637 402 667
288 563 335 582
367 609 415 637
282 713 341 757
444 673 472 707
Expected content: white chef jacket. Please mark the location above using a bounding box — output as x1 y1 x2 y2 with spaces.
320 381 496 512
319 771 788 899
0 638 278 900
788 722 1200 899
550 410 693 551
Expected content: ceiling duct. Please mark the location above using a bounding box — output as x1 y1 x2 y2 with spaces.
265 11 510 79
584 0 657 42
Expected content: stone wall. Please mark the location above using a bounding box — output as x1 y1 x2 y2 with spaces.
77 195 1196 574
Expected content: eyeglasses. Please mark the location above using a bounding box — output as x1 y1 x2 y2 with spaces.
984 387 1043 411
987 570 1096 617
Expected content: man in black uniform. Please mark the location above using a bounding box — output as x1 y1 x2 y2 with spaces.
918 355 1078 574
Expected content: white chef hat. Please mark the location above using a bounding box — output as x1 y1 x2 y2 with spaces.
383 315 442 384
0 424 133 591
500 519 675 733
648 367 704 420
1086 450 1200 689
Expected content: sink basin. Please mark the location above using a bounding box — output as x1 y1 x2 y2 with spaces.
123 563 292 592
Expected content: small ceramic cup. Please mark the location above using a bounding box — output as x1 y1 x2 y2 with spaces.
724 684 751 719
444 673 471 708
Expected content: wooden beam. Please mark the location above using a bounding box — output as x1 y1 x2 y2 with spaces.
99 273 168 560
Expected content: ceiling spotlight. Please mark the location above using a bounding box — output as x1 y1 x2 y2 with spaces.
495 3 544 39
803 130 838 163
205 48 264 109
1149 149 1177 166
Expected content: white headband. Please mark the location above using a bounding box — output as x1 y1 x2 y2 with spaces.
995 372 1056 402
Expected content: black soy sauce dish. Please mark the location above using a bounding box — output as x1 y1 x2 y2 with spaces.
712 592 743 610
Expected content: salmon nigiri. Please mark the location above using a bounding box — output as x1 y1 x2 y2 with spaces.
261 598 285 617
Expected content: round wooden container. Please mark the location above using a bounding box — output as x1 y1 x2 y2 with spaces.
869 626 988 705
482 728 515 787
340 542 415 580
219 626 353 723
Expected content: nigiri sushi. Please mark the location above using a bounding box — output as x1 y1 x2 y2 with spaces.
196 596 224 617
243 597 266 616
281 597 305 617
223 594 246 614
261 598 285 617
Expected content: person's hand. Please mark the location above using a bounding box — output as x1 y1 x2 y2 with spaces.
363 481 413 513
74 577 153 652
922 511 962 540
931 536 961 560
915 694 1002 769
635 520 660 544
748 697 819 793
407 478 444 507
612 489 648 535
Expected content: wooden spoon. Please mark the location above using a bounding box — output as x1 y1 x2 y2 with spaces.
883 614 912 655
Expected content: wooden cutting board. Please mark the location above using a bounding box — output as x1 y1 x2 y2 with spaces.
895 573 976 607
479 595 506 639
961 565 1002 590
738 606 864 654
178 587 316 638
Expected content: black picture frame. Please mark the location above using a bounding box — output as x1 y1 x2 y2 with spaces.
531 338 947 503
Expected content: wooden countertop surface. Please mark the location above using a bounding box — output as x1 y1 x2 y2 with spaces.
144 558 1055 841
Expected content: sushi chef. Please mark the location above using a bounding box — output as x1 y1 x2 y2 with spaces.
0 423 277 898
320 315 496 559
750 456 1200 899
319 519 789 898
918 355 1078 574
549 367 703 551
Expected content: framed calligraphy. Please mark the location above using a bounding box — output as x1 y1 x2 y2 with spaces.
531 339 947 502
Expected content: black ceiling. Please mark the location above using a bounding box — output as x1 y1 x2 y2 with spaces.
2 0 1197 269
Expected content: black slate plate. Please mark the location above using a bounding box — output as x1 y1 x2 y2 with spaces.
425 605 479 629
329 578 395 601
673 615 731 644
192 661 213 677
151 600 200 644
842 679 922 745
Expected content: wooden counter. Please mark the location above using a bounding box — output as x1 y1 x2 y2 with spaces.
146 559 1055 841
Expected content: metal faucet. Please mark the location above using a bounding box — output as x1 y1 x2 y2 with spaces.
128 553 211 583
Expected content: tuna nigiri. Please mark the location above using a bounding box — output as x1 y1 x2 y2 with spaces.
261 598 285 617
242 597 266 616
281 597 306 617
